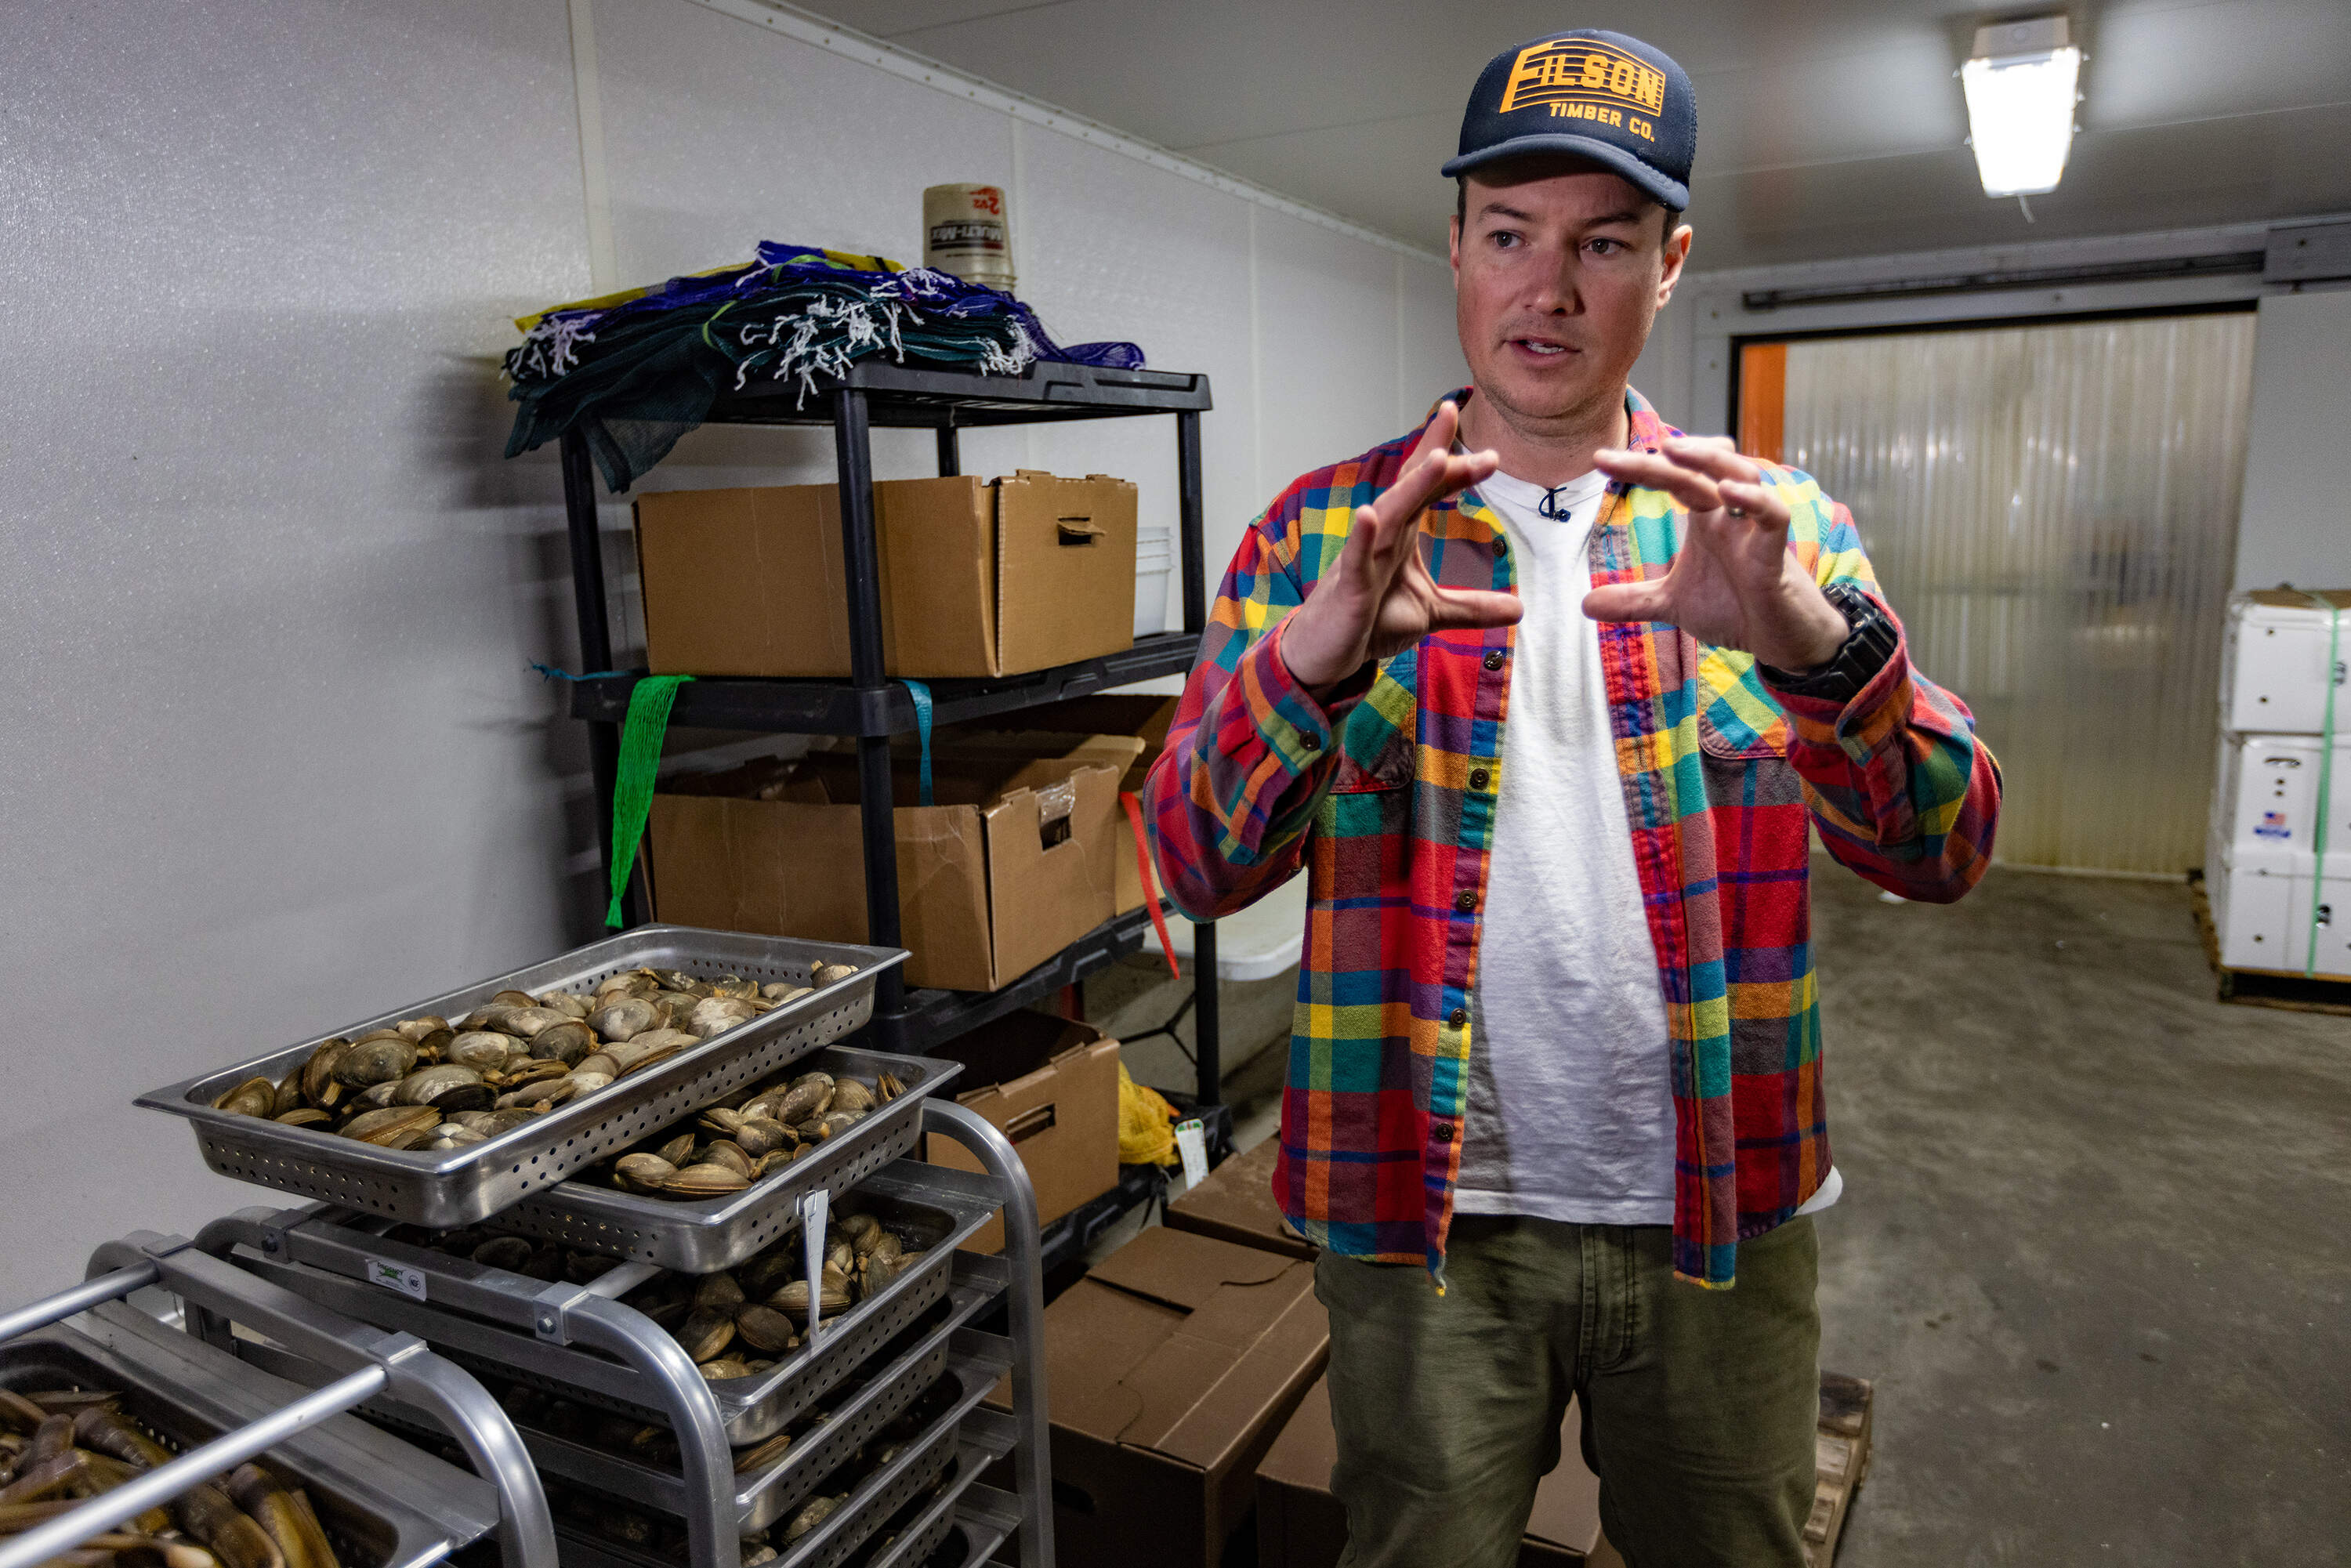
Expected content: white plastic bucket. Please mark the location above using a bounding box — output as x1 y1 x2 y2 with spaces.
1136 524 1173 636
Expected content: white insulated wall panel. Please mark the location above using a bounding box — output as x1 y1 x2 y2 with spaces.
1397 255 1468 432
0 0 592 1284
1255 206 1406 510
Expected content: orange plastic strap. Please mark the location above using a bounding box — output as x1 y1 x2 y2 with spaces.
1121 791 1179 980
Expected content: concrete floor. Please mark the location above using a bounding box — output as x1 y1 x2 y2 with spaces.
1807 867 2350 1566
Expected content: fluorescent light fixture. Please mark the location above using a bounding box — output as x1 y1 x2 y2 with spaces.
1962 16 2081 197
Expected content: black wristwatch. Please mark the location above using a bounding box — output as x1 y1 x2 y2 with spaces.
1756 581 1898 703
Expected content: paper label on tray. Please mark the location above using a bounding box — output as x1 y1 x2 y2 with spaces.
1174 1119 1208 1189
366 1258 429 1302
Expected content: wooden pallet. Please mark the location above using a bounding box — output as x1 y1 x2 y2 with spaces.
1803 1373 1874 1567
2186 871 2351 1017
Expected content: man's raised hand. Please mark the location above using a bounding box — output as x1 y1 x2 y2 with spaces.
1279 402 1522 693
1583 436 1848 672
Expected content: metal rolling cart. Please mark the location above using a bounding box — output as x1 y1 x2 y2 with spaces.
0 1230 556 1568
555 359 1229 1114
128 925 1060 1568
187 1101 1054 1568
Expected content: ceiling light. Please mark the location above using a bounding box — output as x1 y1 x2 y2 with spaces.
1961 16 2081 198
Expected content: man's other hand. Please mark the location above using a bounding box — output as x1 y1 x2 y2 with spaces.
1585 436 1848 672
1280 401 1523 693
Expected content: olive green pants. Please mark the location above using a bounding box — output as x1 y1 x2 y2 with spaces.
1315 1215 1820 1568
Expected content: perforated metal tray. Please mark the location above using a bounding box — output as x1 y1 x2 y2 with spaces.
137 926 904 1227
494 1047 958 1272
0 1303 503 1568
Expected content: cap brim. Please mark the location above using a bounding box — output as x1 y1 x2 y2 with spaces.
1441 136 1689 211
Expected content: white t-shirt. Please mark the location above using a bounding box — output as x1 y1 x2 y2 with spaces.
1454 467 1842 1224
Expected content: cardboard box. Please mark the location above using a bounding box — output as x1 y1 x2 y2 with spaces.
926 1011 1121 1254
635 470 1139 679
989 1227 1328 1568
944 695 1183 913
1255 1374 1615 1568
1165 1136 1314 1262
647 746 1121 992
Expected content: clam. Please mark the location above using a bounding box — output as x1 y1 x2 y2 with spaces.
709 974 759 1000
760 983 813 1002
588 998 658 1043
875 1072 906 1101
451 1108 539 1137
731 1430 792 1473
673 1308 735 1363
703 1140 755 1179
656 1132 698 1168
273 1107 332 1128
654 970 701 993
694 1273 746 1312
424 1124 487 1150
575 1051 621 1078
697 1106 746 1137
734 1117 795 1160
740 1255 795 1299
396 1015 451 1042
784 1495 842 1544
663 1164 750 1200
811 962 859 987
491 990 538 1009
341 1106 440 1150
394 1064 484 1107
536 991 592 1019
862 1231 904 1267
697 1360 754 1382
849 1222 889 1259
300 1037 353 1103
614 1153 677 1193
272 1069 306 1117
861 1249 922 1295
686 996 757 1037
766 1278 853 1322
775 1074 833 1124
530 1021 595 1065
839 1213 878 1241
565 1070 614 1095
812 1111 860 1142
614 1037 692 1079
333 1037 418 1088
213 1077 278 1119
494 1059 570 1089
352 1080 405 1112
829 1078 876 1117
447 1031 518 1071
500 1006 569 1040
732 1305 799 1354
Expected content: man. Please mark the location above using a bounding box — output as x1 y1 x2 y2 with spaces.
1142 29 2001 1568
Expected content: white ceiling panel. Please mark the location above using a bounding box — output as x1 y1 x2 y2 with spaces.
794 0 2351 267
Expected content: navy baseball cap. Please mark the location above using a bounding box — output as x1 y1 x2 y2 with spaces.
1443 31 1695 211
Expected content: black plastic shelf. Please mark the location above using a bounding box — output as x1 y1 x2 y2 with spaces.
871 905 1162 1056
571 633 1198 737
703 360 1212 429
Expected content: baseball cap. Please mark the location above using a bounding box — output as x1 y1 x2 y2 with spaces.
1443 31 1695 211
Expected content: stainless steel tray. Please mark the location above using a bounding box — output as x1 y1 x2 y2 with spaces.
214 1166 1003 1446
137 926 904 1227
864 1478 1020 1568
506 1295 1008 1537
494 1046 960 1273
0 1303 502 1568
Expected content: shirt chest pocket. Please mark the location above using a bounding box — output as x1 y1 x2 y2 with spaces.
1693 645 1791 760
1333 647 1418 792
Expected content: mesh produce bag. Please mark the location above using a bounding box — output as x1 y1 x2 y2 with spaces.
504 242 1145 491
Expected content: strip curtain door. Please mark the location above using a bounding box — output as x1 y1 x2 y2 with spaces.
1740 312 2257 875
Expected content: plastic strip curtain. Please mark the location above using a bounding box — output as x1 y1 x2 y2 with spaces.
1780 311 2255 874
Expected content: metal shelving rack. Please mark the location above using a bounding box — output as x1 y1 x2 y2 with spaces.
558 358 1226 1101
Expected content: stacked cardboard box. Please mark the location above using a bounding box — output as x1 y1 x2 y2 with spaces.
925 1009 1121 1255
2204 589 2351 979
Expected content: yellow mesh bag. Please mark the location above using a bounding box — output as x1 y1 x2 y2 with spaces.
1118 1064 1179 1167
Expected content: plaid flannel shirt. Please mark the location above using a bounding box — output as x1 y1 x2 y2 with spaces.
1144 389 2001 1287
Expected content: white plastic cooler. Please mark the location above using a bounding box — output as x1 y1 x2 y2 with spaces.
2219 588 2350 735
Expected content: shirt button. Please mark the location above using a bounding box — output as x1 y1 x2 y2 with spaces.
1469 768 1490 791
1483 650 1505 672
1300 732 1320 751
1454 890 1476 914
1447 1005 1468 1028
1431 1121 1454 1143
1494 537 1508 556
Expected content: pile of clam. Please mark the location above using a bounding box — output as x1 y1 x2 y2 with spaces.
598 1064 907 1203
618 1208 927 1383
207 964 860 1153
0 1391 345 1568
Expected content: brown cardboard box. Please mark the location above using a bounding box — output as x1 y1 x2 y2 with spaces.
944 694 1182 912
646 747 1121 992
635 470 1138 679
989 1227 1328 1568
1255 1374 1617 1568
925 1010 1121 1254
896 730 1149 924
1165 1136 1313 1262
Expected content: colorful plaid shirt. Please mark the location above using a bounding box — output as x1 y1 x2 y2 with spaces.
1143 389 2001 1287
